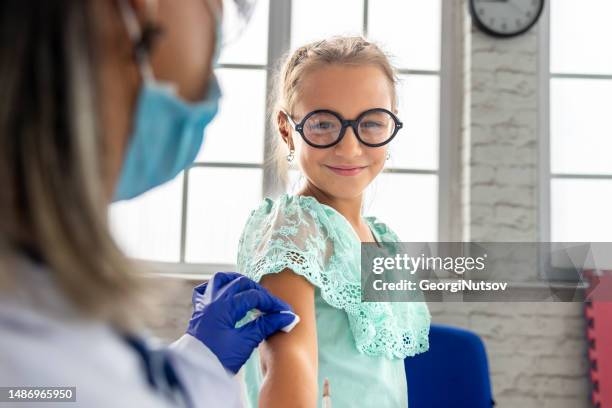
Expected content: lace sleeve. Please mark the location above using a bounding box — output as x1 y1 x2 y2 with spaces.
237 194 335 286
237 195 430 360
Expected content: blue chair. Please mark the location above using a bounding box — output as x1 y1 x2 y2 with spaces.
404 324 495 407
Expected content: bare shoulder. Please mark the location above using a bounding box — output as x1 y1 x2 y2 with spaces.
258 268 317 357
260 268 315 300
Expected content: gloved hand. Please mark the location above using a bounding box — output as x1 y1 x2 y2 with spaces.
187 272 298 374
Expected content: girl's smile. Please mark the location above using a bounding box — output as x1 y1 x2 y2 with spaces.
324 164 369 176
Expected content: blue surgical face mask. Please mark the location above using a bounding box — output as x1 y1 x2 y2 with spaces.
113 1 223 202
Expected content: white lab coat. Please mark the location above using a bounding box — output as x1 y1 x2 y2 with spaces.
0 256 244 408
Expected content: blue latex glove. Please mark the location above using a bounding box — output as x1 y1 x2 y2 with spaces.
187 272 298 374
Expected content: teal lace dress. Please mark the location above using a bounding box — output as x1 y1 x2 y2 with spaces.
237 194 431 407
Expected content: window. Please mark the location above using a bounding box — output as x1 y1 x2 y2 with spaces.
110 0 452 276
542 0 612 244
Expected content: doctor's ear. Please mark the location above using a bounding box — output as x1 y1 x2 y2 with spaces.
127 0 159 20
120 0 163 55
120 0 159 27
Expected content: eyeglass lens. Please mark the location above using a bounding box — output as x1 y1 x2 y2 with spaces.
302 110 396 146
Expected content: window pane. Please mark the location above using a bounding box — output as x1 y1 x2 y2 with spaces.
291 0 364 49
109 173 183 262
196 69 266 164
365 173 438 242
368 0 441 71
551 0 612 75
185 167 262 264
551 179 612 241
219 0 269 65
550 78 612 175
389 74 439 170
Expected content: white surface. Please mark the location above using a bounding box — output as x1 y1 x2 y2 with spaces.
550 78 612 175
169 335 243 408
550 0 612 75
219 0 269 66
196 69 266 164
551 178 612 242
185 167 262 264
368 0 441 71
391 74 440 170
364 172 439 242
279 311 300 333
290 0 363 49
110 174 183 263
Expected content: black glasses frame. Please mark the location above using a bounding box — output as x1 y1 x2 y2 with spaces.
284 108 403 148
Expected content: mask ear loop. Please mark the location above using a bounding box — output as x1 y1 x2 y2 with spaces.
118 0 163 83
203 0 224 68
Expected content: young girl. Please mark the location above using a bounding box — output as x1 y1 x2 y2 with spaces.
237 36 431 407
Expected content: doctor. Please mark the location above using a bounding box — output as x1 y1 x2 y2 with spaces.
0 0 297 407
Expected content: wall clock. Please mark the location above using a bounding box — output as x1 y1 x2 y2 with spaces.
470 0 545 38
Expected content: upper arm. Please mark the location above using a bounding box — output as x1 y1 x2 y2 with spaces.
257 268 318 407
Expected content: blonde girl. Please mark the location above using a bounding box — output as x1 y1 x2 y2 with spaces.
237 36 431 407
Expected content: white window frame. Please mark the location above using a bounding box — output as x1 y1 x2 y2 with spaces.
538 0 612 281
149 0 459 279
538 0 551 245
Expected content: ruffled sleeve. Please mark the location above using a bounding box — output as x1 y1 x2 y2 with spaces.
237 194 430 359
237 194 339 287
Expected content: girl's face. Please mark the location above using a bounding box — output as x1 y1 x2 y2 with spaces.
284 64 394 200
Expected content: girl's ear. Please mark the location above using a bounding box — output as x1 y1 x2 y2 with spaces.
277 111 294 148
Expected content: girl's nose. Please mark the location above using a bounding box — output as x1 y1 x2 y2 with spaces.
334 126 362 158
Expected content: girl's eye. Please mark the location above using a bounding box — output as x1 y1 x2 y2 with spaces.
361 121 384 129
309 121 336 131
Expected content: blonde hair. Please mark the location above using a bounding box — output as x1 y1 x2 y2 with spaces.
0 1 144 330
267 36 399 185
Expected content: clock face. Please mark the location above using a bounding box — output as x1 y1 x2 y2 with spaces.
470 0 544 37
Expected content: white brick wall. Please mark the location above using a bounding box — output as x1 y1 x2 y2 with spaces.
429 301 590 408
435 2 592 407
468 20 539 243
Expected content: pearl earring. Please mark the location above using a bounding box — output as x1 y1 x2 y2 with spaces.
386 152 391 161
287 149 295 162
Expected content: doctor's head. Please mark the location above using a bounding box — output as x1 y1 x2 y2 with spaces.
272 36 401 201
0 0 239 325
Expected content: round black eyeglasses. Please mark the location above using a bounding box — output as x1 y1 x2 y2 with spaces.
283 108 403 148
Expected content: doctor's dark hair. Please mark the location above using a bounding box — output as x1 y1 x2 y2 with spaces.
0 1 142 328
268 36 399 185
